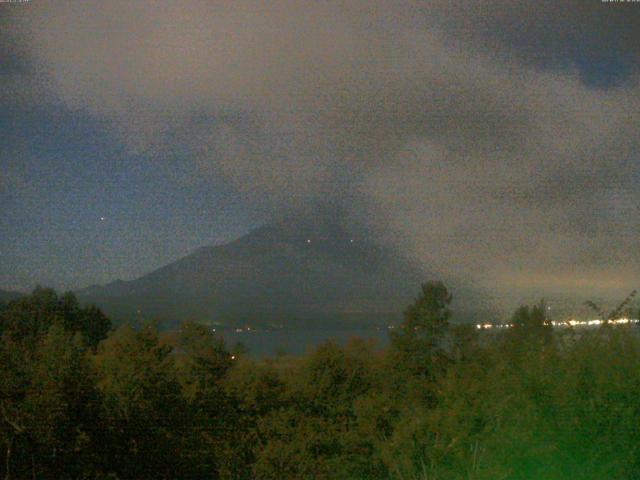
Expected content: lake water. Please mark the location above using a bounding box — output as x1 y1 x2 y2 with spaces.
220 328 392 357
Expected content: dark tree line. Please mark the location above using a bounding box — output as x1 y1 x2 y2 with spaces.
1 283 640 479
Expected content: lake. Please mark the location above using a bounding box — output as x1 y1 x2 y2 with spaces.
220 328 392 357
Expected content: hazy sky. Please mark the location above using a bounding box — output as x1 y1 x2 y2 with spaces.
1 1 639 302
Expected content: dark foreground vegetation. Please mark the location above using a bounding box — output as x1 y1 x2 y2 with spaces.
1 284 640 479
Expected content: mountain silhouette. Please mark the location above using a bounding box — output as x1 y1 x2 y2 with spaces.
77 215 489 329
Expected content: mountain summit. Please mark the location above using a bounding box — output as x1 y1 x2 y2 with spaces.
77 216 486 329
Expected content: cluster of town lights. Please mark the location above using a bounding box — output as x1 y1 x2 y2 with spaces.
476 318 639 330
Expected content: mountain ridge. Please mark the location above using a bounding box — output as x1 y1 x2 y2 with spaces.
76 217 491 329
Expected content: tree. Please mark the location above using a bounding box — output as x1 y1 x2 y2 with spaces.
0 289 111 350
172 321 235 478
389 281 452 384
223 357 287 479
0 287 60 345
585 289 637 326
253 340 383 480
509 300 552 346
0 325 101 479
79 305 111 351
93 325 188 479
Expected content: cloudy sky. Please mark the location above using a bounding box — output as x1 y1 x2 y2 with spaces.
1 1 639 304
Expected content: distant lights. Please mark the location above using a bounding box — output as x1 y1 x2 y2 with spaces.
612 317 631 325
303 238 355 244
476 318 640 329
476 323 512 330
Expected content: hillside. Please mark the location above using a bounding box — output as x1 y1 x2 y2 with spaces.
77 217 490 329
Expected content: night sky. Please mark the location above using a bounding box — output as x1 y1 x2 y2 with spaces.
1 1 639 303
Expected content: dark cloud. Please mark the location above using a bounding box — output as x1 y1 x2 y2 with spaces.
430 0 640 77
3 0 639 303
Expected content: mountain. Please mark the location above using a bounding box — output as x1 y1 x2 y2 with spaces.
77 216 491 329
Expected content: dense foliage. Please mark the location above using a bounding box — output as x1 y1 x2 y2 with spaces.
1 283 640 479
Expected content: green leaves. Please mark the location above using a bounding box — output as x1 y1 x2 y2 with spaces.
93 325 188 478
3 284 640 479
0 288 111 350
0 324 101 479
389 281 453 390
